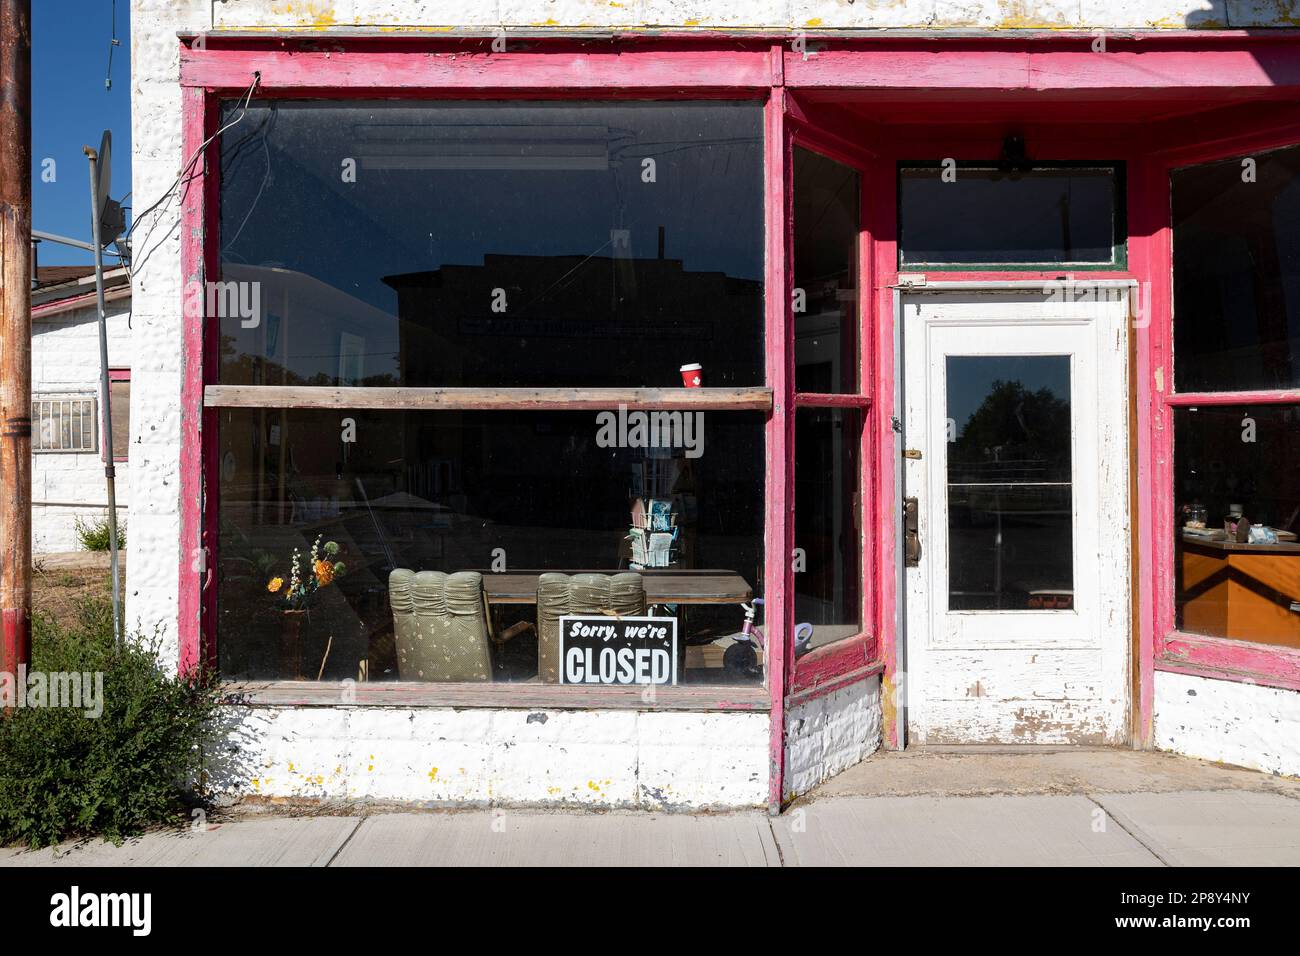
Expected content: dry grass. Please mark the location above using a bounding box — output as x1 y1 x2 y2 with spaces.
32 563 121 624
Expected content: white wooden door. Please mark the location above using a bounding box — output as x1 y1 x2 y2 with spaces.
902 289 1130 745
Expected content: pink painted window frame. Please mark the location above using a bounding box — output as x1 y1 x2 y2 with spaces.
1148 120 1300 695
177 40 799 750
784 106 883 702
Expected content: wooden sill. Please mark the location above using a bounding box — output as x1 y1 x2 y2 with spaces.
221 679 772 711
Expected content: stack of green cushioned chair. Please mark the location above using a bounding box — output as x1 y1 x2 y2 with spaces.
389 569 492 682
536 572 646 683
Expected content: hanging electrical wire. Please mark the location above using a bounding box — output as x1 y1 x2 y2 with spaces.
123 72 262 279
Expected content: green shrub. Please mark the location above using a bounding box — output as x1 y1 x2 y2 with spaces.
0 598 220 848
73 513 126 552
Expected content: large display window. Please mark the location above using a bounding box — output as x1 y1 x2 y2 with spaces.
212 99 773 688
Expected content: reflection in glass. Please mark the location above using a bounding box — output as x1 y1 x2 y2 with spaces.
216 409 765 683
1172 145 1300 392
218 101 764 390
900 165 1119 267
794 408 862 650
1174 404 1300 648
946 356 1074 611
793 148 859 393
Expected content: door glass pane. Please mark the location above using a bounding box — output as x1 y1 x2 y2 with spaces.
1172 144 1300 392
1174 404 1300 649
900 165 1119 267
793 148 859 393
946 356 1074 611
794 407 862 653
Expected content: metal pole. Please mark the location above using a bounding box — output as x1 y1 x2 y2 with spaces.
85 147 122 646
0 0 32 683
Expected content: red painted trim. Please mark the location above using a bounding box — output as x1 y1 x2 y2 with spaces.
181 42 773 92
1167 389 1300 407
789 632 876 696
1 609 30 687
763 79 793 812
178 85 208 678
792 393 871 409
1158 633 1300 694
787 661 885 708
872 144 901 749
783 43 1300 92
200 92 224 676
1157 112 1300 168
787 96 880 164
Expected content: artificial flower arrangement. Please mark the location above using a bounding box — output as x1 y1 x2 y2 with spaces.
266 535 348 611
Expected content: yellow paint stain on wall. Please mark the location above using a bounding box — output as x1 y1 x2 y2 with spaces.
805 18 823 27
428 767 439 782
270 0 338 29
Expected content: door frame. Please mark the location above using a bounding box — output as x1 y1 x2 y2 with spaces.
897 282 1135 746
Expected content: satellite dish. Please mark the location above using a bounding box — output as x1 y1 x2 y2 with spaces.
93 130 125 249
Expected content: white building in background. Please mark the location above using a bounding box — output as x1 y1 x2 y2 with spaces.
30 266 131 554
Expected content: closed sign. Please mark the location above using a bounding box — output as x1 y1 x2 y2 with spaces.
559 615 678 686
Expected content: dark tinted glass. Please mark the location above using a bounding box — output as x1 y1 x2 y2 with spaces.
793 148 859 393
946 356 1074 611
215 408 765 682
1172 146 1300 392
219 101 764 389
1174 404 1300 648
794 407 862 652
900 165 1118 266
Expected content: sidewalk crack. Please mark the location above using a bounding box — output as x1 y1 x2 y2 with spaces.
324 817 366 868
1086 795 1173 867
766 816 787 868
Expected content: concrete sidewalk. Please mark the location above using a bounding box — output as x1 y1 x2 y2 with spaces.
4 750 1300 866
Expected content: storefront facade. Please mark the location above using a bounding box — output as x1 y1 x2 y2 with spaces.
129 1 1300 811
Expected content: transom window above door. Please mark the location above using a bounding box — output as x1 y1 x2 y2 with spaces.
898 162 1125 270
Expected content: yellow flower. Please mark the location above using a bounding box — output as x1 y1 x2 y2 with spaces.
314 561 334 586
267 577 284 594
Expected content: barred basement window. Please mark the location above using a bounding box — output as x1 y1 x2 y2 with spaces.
32 395 98 453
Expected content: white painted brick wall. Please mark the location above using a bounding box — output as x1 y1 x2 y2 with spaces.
784 677 881 800
31 301 132 554
210 705 769 808
1155 671 1300 778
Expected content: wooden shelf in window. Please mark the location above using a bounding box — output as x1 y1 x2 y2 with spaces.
203 385 774 412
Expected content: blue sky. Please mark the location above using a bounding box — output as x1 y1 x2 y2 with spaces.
32 0 132 266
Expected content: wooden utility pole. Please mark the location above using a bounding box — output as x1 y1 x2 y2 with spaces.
0 0 32 680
